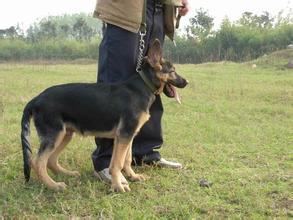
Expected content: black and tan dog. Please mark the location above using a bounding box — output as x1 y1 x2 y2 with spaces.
20 39 188 192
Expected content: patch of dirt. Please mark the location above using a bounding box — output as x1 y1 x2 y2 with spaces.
277 198 293 210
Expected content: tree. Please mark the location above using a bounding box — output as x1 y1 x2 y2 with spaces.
275 8 293 26
238 11 274 29
25 13 102 42
258 11 274 28
0 26 21 39
186 8 214 41
39 19 58 39
73 17 95 41
60 24 71 39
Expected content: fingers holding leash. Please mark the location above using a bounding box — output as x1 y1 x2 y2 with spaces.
178 0 190 16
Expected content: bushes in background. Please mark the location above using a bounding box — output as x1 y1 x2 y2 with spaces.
0 11 292 63
0 38 100 60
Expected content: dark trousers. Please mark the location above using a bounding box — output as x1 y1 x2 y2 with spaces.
92 0 165 171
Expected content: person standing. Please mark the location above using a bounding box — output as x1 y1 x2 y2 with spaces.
92 0 190 183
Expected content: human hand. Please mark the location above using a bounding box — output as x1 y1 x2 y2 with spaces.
178 0 190 16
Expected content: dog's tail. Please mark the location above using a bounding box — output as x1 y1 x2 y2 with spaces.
21 100 34 182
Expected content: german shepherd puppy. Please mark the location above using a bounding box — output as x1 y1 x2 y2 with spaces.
20 39 188 192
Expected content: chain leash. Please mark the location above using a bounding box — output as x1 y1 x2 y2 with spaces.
136 30 147 73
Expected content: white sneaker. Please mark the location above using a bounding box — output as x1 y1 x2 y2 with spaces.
155 158 183 169
94 168 128 185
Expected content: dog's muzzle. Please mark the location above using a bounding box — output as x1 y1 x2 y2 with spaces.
163 75 188 104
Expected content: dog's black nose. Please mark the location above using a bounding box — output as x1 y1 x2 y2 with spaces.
179 78 188 88
183 80 188 87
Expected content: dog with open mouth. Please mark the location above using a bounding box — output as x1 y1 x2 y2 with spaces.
20 39 188 192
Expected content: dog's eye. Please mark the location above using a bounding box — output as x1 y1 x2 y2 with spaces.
168 72 176 79
171 67 175 71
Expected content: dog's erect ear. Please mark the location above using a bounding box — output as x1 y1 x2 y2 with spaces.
147 39 162 71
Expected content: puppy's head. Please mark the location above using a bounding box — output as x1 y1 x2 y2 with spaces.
147 39 188 103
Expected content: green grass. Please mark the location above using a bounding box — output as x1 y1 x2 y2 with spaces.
0 51 292 218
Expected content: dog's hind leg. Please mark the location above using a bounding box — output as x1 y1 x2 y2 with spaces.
34 129 67 191
47 130 80 177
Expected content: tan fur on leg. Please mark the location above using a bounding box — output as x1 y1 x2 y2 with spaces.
47 131 80 177
123 145 146 182
122 112 150 182
109 137 132 192
35 130 67 190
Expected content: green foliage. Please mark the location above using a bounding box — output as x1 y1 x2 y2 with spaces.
0 38 100 60
26 13 102 42
0 11 292 62
0 13 104 61
164 22 293 63
237 11 274 29
186 8 214 41
0 26 22 39
166 9 293 63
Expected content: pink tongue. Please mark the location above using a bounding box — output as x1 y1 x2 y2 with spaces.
170 85 181 104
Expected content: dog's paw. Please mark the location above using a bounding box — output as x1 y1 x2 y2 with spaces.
69 171 81 177
111 183 131 193
55 182 67 191
129 174 146 182
123 184 131 192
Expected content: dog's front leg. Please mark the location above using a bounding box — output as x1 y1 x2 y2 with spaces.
123 144 146 182
123 112 150 182
109 137 131 192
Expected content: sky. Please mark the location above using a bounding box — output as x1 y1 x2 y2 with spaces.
0 0 292 30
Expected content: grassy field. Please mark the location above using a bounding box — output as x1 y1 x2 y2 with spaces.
0 50 292 219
